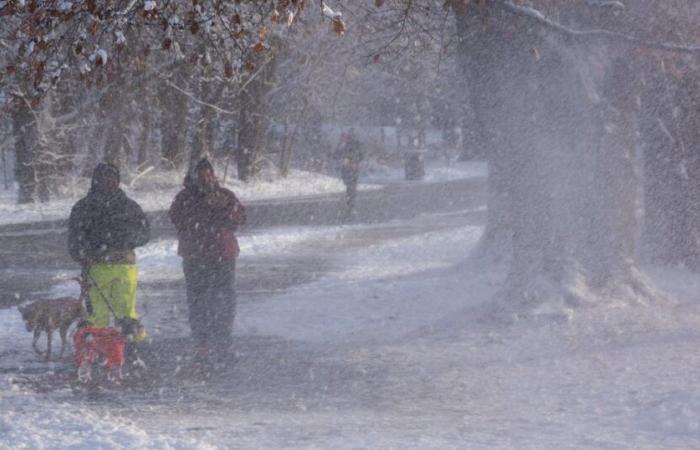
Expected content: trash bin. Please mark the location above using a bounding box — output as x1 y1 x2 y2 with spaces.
404 152 425 181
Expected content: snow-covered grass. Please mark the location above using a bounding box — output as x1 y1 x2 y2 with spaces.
3 211 700 448
361 158 487 185
0 160 487 226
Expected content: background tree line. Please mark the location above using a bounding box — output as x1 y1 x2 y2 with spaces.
0 0 462 202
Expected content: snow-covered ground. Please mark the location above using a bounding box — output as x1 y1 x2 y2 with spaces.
2 206 700 448
361 158 488 185
0 160 487 226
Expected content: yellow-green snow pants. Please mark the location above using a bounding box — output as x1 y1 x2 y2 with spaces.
86 263 139 327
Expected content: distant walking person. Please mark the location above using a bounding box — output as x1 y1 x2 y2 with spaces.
336 128 363 218
68 163 150 343
169 158 246 363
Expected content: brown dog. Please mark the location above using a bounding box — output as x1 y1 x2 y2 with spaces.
18 298 86 361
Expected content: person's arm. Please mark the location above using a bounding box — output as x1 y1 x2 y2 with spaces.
124 199 150 248
67 201 89 264
229 194 246 227
169 191 188 232
215 190 246 230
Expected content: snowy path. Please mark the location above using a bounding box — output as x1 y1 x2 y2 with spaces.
2 207 700 449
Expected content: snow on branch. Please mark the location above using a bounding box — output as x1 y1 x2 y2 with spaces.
321 1 346 35
584 0 625 10
322 2 342 19
497 0 700 54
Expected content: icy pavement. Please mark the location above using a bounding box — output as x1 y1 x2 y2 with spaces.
2 209 700 449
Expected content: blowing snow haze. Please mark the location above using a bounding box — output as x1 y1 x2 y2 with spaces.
1 1 700 448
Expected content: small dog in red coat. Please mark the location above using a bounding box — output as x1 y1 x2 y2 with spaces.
73 326 126 382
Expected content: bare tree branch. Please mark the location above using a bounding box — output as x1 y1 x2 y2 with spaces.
498 0 700 54
160 75 237 115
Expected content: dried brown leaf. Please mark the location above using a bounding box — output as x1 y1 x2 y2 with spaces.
332 17 346 36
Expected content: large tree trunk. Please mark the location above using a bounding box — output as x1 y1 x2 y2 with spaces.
159 64 189 169
454 3 519 259
54 86 79 183
586 58 653 299
11 97 38 204
190 75 223 170
83 105 106 177
236 53 277 182
137 98 153 168
641 62 700 269
679 74 700 270
34 95 58 203
102 91 126 169
453 3 659 312
11 92 61 203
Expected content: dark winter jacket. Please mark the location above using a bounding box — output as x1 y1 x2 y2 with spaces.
169 183 246 261
68 189 150 264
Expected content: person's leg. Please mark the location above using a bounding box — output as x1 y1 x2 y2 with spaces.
209 259 236 349
182 258 210 346
343 174 358 216
111 264 138 321
199 263 223 346
86 263 116 327
348 178 358 210
115 264 146 343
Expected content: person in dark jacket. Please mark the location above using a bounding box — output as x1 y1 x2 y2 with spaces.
169 158 246 359
68 163 150 341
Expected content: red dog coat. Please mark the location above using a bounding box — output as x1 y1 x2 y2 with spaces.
73 326 126 370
